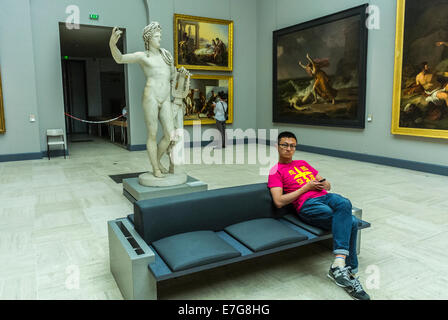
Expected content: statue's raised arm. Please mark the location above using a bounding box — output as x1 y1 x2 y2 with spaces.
109 27 144 64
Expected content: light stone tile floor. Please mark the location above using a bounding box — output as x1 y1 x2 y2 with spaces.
1 137 448 300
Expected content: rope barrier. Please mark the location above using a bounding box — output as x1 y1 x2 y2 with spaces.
64 112 125 124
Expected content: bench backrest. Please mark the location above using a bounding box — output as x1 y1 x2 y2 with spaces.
134 182 296 244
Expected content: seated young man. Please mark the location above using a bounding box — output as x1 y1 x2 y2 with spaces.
268 131 370 300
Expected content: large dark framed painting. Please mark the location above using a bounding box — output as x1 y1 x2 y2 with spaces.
273 5 368 128
174 14 233 72
392 0 448 139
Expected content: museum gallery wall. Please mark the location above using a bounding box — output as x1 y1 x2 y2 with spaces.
0 68 5 134
391 0 448 139
272 4 368 129
174 14 234 126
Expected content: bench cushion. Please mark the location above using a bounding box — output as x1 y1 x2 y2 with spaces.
152 230 241 272
134 183 276 244
283 213 365 236
224 218 308 252
282 214 329 236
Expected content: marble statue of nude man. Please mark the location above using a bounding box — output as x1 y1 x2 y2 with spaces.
109 22 189 178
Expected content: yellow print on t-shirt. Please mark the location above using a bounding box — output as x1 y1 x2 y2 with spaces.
289 166 315 185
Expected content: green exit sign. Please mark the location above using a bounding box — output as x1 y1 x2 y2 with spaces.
89 14 99 20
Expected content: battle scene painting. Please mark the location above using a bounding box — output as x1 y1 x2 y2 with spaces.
273 5 368 128
174 14 233 71
392 0 448 139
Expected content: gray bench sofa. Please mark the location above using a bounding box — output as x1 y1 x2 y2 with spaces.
108 182 370 300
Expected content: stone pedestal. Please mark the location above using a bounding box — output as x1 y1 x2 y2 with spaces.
138 172 187 187
123 175 208 203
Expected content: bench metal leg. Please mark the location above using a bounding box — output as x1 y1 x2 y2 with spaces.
353 208 362 256
108 218 157 300
47 137 50 160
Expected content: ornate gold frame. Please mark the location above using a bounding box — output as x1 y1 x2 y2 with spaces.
391 0 448 139
174 14 233 71
183 74 233 126
0 68 5 134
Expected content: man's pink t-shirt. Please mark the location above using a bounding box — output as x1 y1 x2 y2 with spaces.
267 160 327 212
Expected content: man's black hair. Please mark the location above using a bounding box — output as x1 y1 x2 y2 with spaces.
218 91 227 99
277 131 297 144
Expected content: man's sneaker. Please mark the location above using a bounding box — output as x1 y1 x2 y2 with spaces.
327 265 353 288
345 274 371 300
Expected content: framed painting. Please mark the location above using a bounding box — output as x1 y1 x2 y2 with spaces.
391 0 448 139
174 14 233 71
183 74 233 126
273 4 368 128
0 68 5 134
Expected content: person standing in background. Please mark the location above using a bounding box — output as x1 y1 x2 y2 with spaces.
212 92 228 149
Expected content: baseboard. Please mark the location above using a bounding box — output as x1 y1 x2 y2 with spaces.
124 139 448 177
257 138 448 177
2 140 445 176
301 144 447 176
0 152 43 162
127 144 146 151
128 142 210 151
1 149 68 162
128 138 255 151
41 149 69 159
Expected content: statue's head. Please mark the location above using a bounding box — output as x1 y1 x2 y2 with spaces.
143 22 162 50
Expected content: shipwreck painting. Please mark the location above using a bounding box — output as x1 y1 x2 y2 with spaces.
273 5 368 128
174 14 233 71
392 0 448 139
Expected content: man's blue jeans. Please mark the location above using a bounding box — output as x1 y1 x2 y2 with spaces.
299 193 359 273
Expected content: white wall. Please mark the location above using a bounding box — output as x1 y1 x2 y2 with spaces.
3 0 447 167
0 0 42 155
0 0 258 155
28 0 148 148
171 0 258 141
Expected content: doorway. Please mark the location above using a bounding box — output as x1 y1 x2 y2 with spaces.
58 23 129 149
62 59 88 136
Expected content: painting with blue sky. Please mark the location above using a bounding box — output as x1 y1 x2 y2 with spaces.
174 14 233 71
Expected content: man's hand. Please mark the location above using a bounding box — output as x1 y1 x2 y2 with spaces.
304 180 325 192
270 179 323 209
110 27 122 45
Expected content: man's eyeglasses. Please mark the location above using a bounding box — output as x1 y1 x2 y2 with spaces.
279 143 297 149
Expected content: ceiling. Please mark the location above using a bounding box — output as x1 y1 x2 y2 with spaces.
59 23 124 58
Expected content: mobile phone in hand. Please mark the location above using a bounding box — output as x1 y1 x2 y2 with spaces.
319 178 326 182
